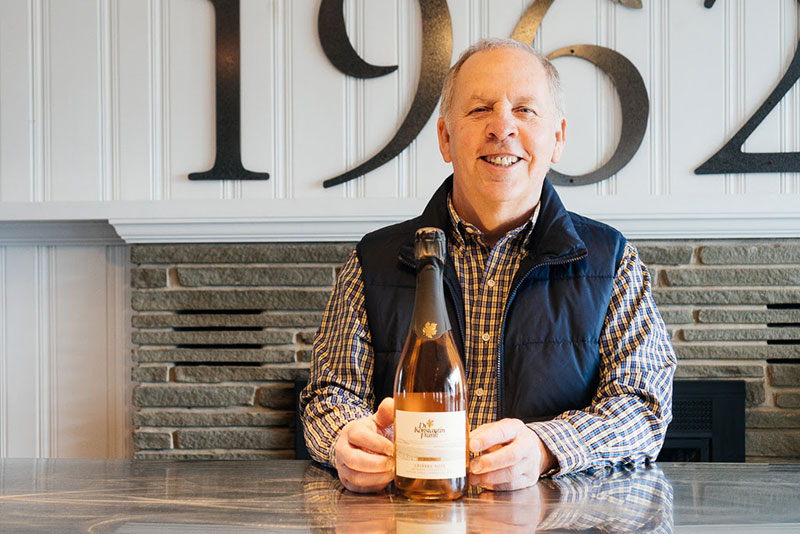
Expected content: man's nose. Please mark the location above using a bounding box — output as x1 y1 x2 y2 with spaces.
486 108 518 140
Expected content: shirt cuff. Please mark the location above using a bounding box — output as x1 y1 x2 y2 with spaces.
527 418 591 477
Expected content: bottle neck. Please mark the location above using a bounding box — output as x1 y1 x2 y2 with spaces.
411 258 452 340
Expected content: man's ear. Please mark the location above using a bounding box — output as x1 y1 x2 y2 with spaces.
437 117 452 163
550 117 566 164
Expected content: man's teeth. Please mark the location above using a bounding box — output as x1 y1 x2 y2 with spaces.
484 155 519 167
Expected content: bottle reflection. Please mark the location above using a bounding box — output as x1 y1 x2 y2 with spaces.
301 463 673 533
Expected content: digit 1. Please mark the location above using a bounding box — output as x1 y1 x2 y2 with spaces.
189 0 269 181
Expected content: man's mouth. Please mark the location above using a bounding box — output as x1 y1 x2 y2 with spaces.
481 155 520 167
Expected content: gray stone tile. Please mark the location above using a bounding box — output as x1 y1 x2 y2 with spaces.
662 267 800 287
255 383 295 410
132 244 355 264
176 428 293 449
132 329 295 346
134 409 293 427
654 287 800 305
681 327 800 342
700 242 800 265
132 289 332 311
697 307 800 324
673 343 800 360
132 312 324 328
133 385 254 407
134 348 296 363
174 364 310 383
632 242 694 265
176 266 334 287
771 364 800 387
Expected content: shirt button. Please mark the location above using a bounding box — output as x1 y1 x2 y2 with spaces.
487 279 495 288
475 388 484 397
481 332 490 342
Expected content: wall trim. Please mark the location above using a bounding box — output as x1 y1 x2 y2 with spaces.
3 212 800 244
0 221 123 245
0 248 7 456
107 213 800 243
3 193 800 243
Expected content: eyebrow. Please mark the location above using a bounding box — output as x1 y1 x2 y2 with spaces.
464 95 540 107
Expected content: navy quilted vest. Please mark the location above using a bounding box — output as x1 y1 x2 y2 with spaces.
357 176 626 423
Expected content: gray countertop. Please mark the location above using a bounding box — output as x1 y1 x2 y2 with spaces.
0 459 798 533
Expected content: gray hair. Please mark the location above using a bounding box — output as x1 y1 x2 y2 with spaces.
439 38 565 128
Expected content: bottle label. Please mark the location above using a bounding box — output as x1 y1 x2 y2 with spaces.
395 410 467 479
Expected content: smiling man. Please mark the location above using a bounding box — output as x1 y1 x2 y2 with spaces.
301 38 676 493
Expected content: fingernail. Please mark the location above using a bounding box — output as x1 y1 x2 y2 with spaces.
471 461 482 474
470 439 480 452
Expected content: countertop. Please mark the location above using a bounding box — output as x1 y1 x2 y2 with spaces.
1 459 799 533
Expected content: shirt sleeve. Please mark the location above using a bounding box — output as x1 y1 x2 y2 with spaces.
528 241 677 476
299 251 376 466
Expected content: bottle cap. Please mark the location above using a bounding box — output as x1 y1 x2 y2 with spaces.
415 227 446 262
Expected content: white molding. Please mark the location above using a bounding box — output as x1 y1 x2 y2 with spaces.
109 215 402 243
282 0 292 199
0 221 122 245
105 245 132 458
35 245 50 457
107 213 800 243
0 247 7 456
3 196 800 242
47 246 56 457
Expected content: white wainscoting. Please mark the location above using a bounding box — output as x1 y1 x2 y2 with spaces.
0 244 132 459
0 0 798 239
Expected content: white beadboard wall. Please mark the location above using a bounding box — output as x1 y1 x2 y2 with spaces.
0 244 132 459
0 0 798 240
0 0 799 459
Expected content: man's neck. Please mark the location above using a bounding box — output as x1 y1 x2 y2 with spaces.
451 189 540 248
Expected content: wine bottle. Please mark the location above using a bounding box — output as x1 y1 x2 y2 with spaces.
393 227 469 501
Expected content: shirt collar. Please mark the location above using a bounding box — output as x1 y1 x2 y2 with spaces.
446 193 540 251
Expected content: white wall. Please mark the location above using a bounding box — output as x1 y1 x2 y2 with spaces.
0 244 132 458
0 0 798 240
0 0 799 458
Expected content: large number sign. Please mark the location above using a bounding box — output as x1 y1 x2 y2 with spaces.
189 0 800 187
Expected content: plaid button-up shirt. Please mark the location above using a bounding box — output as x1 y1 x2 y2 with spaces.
301 196 675 476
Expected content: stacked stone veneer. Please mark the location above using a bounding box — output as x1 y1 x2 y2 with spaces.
131 240 800 461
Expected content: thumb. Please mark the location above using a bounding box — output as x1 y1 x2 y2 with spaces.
373 397 395 429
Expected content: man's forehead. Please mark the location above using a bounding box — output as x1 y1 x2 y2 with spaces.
454 51 549 101
459 47 545 75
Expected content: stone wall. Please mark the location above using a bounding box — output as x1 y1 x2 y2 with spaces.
131 240 800 461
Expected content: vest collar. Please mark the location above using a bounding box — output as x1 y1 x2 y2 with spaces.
397 174 587 267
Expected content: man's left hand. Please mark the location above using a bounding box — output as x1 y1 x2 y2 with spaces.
468 418 557 491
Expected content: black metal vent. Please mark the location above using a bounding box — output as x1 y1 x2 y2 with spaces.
658 380 745 462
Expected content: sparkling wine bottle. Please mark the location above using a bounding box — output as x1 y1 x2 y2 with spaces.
393 227 468 501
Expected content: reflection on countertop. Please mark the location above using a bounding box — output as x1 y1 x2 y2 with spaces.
302 462 672 533
0 459 799 533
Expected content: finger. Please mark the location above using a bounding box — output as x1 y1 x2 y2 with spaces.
373 397 395 429
470 467 536 492
470 419 521 453
337 443 394 473
470 440 526 474
348 422 394 457
337 462 394 493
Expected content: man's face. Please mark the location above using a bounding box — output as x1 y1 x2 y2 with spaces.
437 47 566 212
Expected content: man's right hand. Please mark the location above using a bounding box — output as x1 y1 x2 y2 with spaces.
332 397 395 493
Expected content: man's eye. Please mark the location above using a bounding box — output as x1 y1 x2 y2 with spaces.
517 107 535 114
470 107 489 114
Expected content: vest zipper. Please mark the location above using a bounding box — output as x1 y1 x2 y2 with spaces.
496 252 587 422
